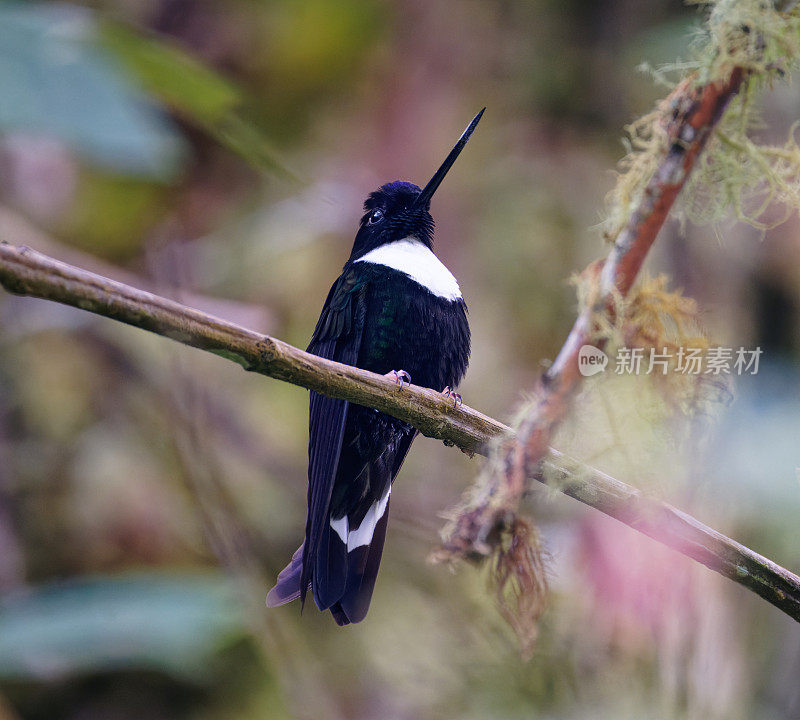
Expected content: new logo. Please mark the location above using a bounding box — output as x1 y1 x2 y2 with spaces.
578 345 608 376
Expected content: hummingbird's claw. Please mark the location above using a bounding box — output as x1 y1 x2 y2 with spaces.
386 369 411 389
441 386 463 407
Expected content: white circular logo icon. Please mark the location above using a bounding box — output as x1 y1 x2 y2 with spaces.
578 345 608 376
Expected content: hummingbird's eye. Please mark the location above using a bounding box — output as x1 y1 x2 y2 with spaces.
367 208 384 225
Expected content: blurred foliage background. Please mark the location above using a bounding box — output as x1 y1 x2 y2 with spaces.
0 0 799 718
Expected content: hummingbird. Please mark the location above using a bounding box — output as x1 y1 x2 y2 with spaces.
266 109 483 625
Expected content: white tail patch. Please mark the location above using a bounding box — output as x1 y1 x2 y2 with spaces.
356 238 462 301
330 485 391 551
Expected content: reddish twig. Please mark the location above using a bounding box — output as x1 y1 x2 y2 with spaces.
440 68 747 558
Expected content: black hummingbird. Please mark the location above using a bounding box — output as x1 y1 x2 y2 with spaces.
266 109 483 624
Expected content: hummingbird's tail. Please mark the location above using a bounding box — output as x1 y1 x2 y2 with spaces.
316 492 392 626
267 414 416 624
266 490 392 625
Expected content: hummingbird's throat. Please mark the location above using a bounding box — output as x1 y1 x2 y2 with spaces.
355 237 462 301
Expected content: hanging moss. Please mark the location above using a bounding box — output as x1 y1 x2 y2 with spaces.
605 0 800 241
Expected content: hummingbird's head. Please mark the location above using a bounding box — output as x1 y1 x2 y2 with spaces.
348 181 432 261
346 108 485 264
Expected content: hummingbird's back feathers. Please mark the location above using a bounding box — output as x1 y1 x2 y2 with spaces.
301 271 366 612
267 109 483 624
308 266 367 346
268 260 468 624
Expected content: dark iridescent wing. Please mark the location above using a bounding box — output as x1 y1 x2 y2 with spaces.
299 266 367 606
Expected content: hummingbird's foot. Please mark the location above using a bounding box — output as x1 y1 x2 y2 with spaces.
386 369 411 389
441 386 463 407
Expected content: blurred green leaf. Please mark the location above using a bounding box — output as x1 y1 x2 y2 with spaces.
0 573 246 681
265 0 382 84
101 22 299 182
0 3 184 179
99 23 241 127
61 171 166 259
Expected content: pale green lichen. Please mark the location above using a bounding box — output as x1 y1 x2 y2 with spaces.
603 105 672 244
686 114 800 228
605 0 800 241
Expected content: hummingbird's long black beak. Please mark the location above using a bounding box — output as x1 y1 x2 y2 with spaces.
411 108 485 211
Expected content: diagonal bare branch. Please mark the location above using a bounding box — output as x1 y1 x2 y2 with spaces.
1 240 799 623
